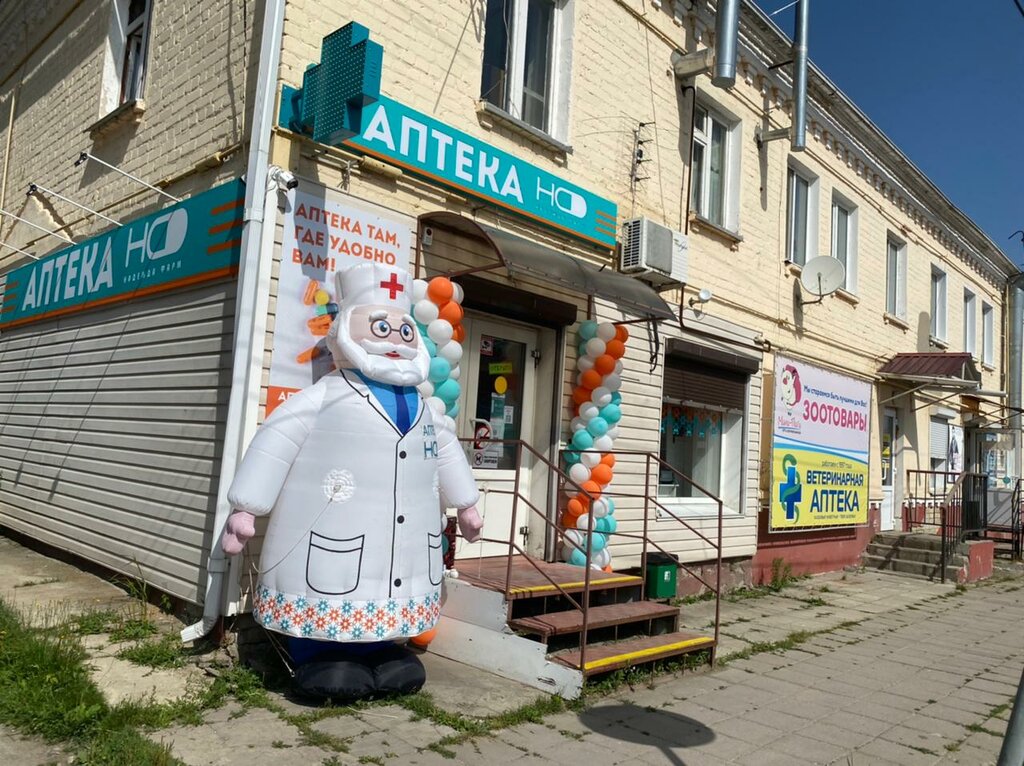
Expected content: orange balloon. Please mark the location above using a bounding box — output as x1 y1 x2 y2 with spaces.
566 497 585 516
580 369 602 390
561 511 581 528
410 627 437 648
601 453 616 468
590 464 613 486
603 565 614 573
572 387 591 406
605 339 626 359
615 325 629 342
427 277 454 303
593 354 616 375
438 300 463 325
580 480 602 500
452 324 466 343
575 493 592 510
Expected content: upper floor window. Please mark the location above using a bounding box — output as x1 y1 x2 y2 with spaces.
982 302 994 367
100 0 153 114
786 164 818 266
886 236 907 320
930 266 947 343
690 102 741 234
480 0 573 141
964 289 977 358
830 193 857 292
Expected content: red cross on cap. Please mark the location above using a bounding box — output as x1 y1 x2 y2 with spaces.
380 273 404 300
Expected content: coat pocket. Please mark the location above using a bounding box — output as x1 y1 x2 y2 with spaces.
306 532 364 595
427 533 443 586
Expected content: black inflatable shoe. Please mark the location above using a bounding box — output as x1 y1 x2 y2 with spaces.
292 658 375 702
368 644 426 695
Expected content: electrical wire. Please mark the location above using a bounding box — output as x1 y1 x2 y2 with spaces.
1015 0 1024 20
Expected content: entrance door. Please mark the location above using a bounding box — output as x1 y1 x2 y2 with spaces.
455 314 545 560
880 408 897 531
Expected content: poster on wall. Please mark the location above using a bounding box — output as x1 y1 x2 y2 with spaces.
265 182 413 415
770 356 871 532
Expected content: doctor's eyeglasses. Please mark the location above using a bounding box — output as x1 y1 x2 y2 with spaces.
370 318 416 342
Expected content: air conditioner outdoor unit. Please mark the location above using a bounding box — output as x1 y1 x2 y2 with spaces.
619 217 688 287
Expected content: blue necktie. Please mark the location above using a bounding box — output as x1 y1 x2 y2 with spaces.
393 385 411 434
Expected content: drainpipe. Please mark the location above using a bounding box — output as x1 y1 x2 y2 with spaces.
790 0 809 151
711 0 739 88
1007 274 1024 479
181 0 287 643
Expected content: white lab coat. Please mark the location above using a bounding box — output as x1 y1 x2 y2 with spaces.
228 368 478 642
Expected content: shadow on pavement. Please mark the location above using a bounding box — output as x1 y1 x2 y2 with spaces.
578 702 715 766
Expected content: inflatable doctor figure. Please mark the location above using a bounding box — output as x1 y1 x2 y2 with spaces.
221 262 482 701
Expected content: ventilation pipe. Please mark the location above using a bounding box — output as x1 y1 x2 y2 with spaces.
712 0 740 88
1008 274 1024 436
791 0 810 151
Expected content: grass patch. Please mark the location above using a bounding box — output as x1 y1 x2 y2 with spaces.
116 634 185 669
358 757 384 765
718 621 863 667
14 577 61 588
966 723 1002 737
66 609 120 636
671 590 716 606
109 618 158 643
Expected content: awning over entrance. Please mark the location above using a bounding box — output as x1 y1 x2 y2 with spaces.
878 352 982 389
419 212 675 320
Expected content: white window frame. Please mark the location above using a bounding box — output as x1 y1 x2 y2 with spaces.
930 266 947 344
830 191 858 293
886 235 907 320
982 302 994 367
99 0 153 115
690 100 742 234
479 0 574 143
964 288 977 359
786 161 819 266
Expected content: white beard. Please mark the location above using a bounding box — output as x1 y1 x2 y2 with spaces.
327 310 430 386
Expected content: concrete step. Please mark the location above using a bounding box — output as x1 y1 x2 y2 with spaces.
864 543 947 565
872 532 945 552
862 553 961 582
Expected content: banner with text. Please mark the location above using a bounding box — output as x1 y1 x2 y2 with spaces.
770 356 872 532
265 183 413 415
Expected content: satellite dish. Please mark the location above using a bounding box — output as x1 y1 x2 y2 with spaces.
799 256 846 305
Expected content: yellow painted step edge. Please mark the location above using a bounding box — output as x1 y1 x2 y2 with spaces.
583 636 715 672
508 575 642 595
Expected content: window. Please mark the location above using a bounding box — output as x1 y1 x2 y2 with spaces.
830 194 857 292
982 302 994 366
930 267 947 343
930 417 951 492
886 236 907 319
964 289 977 358
659 359 747 514
480 0 573 140
100 0 153 114
786 164 818 265
691 106 725 226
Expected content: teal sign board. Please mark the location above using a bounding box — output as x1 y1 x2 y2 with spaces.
0 180 244 330
279 23 618 250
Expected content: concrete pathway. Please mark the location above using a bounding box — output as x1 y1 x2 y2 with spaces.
1 532 1022 765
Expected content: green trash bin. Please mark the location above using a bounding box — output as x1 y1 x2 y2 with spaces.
645 552 679 599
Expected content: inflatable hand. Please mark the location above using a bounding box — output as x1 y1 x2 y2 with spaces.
457 505 483 543
222 511 256 555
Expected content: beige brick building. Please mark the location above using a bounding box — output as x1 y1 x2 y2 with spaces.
0 0 1016 635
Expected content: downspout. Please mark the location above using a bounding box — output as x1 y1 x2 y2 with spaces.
1007 273 1024 480
790 0 809 151
181 0 287 643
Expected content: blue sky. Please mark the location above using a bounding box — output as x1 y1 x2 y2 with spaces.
752 0 1024 265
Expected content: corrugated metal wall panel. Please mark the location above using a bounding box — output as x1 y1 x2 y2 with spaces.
0 282 234 603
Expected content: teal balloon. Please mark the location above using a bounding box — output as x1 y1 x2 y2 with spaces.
422 336 437 356
446 401 459 418
598 515 617 533
568 549 587 567
579 320 599 341
586 417 609 437
605 498 616 516
429 357 452 383
571 429 594 450
578 341 590 358
610 391 622 405
591 533 607 551
599 403 622 424
435 378 460 404
563 450 581 465
441 535 450 554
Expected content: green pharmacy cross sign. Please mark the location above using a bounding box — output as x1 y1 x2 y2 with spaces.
281 22 618 250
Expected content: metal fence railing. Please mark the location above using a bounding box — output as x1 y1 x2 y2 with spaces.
906 469 988 583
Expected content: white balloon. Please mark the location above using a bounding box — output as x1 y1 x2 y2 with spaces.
591 498 610 519
577 356 595 372
427 396 446 417
451 282 464 305
596 322 617 342
443 415 457 433
568 463 591 485
427 318 454 344
417 381 434 398
565 485 580 499
439 340 463 363
413 300 439 324
591 386 612 406
593 548 611 568
412 280 428 302
570 416 584 433
602 373 622 392
579 402 599 422
614 360 624 375
449 364 461 381
593 434 614 452
561 544 574 562
607 425 621 440
580 450 601 468
585 338 606 357
576 513 592 531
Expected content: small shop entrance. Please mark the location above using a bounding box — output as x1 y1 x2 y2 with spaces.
880 408 898 531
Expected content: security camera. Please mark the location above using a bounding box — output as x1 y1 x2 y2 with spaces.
269 166 299 190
